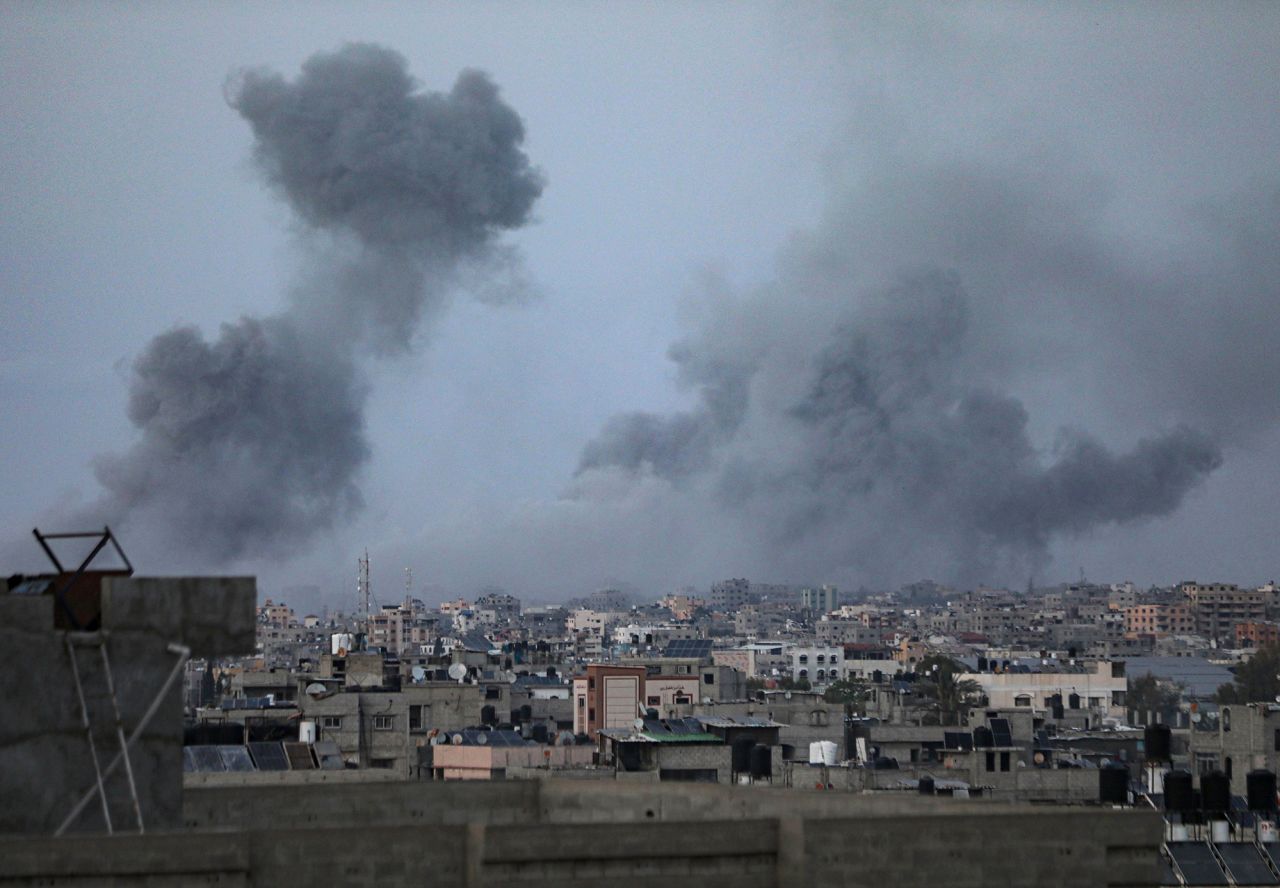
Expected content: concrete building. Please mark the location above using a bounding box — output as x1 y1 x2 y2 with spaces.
961 660 1128 722
708 577 755 613
791 645 844 685
1124 603 1195 638
1 571 256 834
800 584 839 615
1182 581 1268 642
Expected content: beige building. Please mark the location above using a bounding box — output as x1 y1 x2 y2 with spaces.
1182 582 1268 642
961 660 1128 721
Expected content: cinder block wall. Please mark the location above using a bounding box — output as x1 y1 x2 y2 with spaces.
0 576 255 835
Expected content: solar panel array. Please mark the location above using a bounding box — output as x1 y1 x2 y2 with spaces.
1216 843 1278 885
248 741 289 772
283 742 316 770
989 718 1013 747
188 745 227 772
218 745 254 772
1169 842 1229 886
458 729 531 747
314 740 346 770
943 732 973 751
663 638 713 659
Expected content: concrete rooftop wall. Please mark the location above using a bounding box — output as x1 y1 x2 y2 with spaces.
0 576 254 835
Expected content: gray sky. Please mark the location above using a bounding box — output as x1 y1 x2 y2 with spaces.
2 3 1278 610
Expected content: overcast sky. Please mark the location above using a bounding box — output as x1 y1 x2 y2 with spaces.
2 3 1278 610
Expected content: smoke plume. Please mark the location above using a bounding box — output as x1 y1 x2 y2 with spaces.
88 44 543 561
573 165 1248 586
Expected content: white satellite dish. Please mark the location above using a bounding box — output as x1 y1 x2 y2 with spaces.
475 733 488 745
633 717 645 730
411 666 427 683
305 682 329 698
451 733 464 745
448 662 467 681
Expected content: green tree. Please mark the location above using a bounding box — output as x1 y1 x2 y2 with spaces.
1217 643 1280 704
914 656 983 725
823 677 868 707
1126 674 1182 714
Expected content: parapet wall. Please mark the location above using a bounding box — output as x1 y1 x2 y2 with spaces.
0 576 255 835
2 780 1162 887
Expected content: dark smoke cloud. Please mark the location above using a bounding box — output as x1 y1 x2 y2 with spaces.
85 44 543 561
575 177 1240 586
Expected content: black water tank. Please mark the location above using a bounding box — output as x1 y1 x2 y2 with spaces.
919 774 936 795
750 744 772 779
519 704 532 721
1202 769 1231 814
1164 769 1194 812
645 708 659 720
480 705 496 726
1052 703 1065 720
1099 765 1129 804
1068 692 1081 710
732 737 755 773
973 726 994 748
531 723 549 744
781 744 796 761
1248 770 1277 812
1144 724 1172 763
977 657 988 672
872 669 884 684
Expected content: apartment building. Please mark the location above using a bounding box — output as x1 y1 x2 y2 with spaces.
1181 582 1268 642
1124 603 1195 637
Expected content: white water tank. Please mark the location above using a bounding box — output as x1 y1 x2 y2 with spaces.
1169 824 1189 842
1261 821 1278 843
1211 820 1231 842
820 741 838 765
299 720 316 743
809 742 824 765
331 633 352 655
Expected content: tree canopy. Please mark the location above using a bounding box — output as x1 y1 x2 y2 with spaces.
1217 644 1280 704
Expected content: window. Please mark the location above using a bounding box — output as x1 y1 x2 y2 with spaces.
817 654 825 663
703 673 715 685
1014 695 1031 707
485 687 501 700
798 669 808 679
373 715 394 730
1000 752 1010 772
799 655 808 665
321 716 341 729
409 705 425 731
986 752 996 772
647 696 661 706
1223 708 1232 732
370 758 396 769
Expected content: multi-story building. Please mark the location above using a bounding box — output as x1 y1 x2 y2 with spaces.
791 645 844 685
800 584 840 615
708 578 755 613
1235 621 1280 648
960 660 1128 722
1124 603 1195 638
475 591 521 624
576 665 701 742
1182 582 1267 642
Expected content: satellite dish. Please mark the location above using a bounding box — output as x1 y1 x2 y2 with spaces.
451 733 464 745
448 662 467 681
785 691 792 700
411 666 427 683
430 733 445 745
475 732 488 745
633 717 645 730
305 682 328 698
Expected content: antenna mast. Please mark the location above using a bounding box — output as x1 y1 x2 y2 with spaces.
404 567 413 608
357 550 371 625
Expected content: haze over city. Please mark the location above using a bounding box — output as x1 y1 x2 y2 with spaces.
3 3 1279 611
